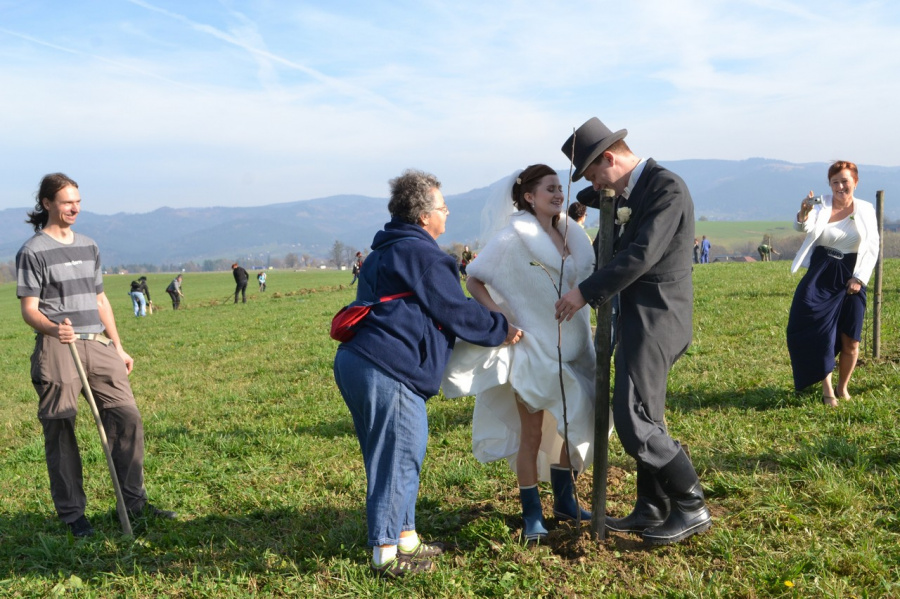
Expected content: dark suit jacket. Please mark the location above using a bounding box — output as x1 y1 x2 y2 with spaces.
578 158 694 405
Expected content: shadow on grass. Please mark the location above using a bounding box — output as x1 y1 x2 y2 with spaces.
0 488 657 584
0 497 545 580
0 506 364 580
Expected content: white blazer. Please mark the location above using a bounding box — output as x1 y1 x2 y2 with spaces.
790 195 880 285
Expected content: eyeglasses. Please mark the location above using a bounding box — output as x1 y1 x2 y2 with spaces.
432 205 449 214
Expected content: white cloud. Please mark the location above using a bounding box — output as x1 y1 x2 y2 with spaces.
1 0 898 213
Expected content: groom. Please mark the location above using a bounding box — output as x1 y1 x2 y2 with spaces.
554 118 711 545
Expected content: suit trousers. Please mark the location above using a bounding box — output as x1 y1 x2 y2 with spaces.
612 346 681 471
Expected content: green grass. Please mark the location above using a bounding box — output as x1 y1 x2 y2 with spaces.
583 220 797 254
694 220 797 250
1 263 899 597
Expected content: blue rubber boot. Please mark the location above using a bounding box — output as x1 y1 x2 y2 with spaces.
550 465 591 521
518 485 548 542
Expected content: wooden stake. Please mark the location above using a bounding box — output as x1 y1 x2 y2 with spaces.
872 190 884 358
590 188 617 539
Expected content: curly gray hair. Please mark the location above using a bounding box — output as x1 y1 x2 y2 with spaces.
388 169 442 224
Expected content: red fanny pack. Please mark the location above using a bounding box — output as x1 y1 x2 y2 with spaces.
330 291 414 342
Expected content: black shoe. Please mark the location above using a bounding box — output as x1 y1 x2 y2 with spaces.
606 496 669 533
606 463 670 533
68 515 95 538
128 503 177 519
641 450 712 545
641 482 712 545
371 556 435 579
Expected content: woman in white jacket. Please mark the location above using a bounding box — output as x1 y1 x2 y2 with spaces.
787 160 879 406
442 164 598 542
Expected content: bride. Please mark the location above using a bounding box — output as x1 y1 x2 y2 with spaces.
443 163 601 542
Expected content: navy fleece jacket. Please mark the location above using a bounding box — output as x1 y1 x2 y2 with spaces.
339 218 508 399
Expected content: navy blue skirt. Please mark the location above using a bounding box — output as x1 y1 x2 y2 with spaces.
786 246 866 391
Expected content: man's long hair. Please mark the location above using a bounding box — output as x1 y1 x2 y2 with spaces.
27 173 78 232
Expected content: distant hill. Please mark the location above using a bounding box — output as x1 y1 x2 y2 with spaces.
2 158 897 266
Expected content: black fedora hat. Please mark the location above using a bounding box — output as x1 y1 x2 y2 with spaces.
561 117 627 182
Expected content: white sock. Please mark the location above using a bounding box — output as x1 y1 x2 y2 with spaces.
373 545 397 566
398 532 420 551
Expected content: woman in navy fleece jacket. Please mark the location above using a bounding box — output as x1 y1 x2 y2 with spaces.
333 169 521 578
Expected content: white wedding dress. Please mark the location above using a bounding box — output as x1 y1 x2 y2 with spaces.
442 209 605 481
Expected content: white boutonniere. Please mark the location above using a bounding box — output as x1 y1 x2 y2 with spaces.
616 207 632 225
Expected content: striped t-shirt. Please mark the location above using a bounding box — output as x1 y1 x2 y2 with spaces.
16 231 105 333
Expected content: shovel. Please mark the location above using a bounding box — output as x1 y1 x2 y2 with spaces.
68 342 133 536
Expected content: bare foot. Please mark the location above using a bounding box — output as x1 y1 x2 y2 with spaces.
822 395 838 407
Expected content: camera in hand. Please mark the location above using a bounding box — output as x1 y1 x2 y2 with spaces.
808 195 824 205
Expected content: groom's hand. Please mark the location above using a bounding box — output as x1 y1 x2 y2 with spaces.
555 288 587 322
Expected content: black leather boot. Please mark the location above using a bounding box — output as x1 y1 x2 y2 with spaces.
606 463 670 533
642 449 711 545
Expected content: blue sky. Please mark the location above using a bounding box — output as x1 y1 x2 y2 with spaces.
1 0 898 214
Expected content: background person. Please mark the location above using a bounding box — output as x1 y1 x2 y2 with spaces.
693 238 700 264
232 263 249 303
257 271 267 292
787 161 879 406
567 201 587 227
700 235 711 263
757 236 781 262
332 169 521 578
350 251 363 285
166 275 184 310
459 245 473 280
137 276 152 313
555 117 711 546
128 276 150 317
16 173 175 538
443 164 599 543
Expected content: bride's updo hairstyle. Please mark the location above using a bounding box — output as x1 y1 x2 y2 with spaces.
511 163 561 229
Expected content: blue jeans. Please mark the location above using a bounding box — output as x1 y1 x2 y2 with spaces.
333 348 428 547
130 292 146 316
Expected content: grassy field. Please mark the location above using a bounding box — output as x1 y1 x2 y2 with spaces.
1 263 898 597
583 220 798 255
693 221 797 251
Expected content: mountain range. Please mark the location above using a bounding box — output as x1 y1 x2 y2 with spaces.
2 158 897 266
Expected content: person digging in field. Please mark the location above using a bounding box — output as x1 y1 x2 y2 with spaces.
232 262 249 303
555 118 712 545
442 163 603 543
166 274 184 310
16 173 176 538
757 236 781 262
787 160 879 406
128 276 151 317
332 169 522 578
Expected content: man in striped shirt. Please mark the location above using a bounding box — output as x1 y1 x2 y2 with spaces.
16 173 175 538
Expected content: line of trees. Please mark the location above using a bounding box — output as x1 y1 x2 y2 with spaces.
4 229 899 285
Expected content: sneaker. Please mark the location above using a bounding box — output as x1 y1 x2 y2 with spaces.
370 556 435 579
128 503 177 519
398 540 445 560
68 515 95 538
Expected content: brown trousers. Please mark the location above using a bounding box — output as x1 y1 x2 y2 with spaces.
31 335 148 522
